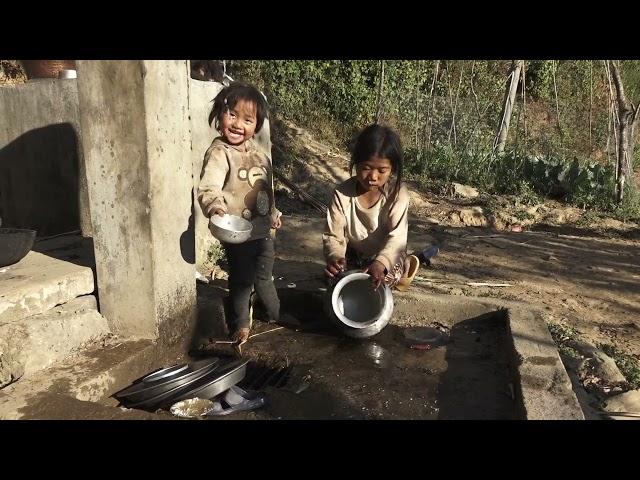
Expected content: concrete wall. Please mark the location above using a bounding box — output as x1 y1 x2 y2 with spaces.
0 79 92 236
77 60 196 342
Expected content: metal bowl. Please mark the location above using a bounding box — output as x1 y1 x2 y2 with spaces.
0 228 36 267
209 214 252 244
58 69 77 79
325 271 394 338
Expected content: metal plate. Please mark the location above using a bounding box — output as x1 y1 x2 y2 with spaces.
142 364 190 383
168 359 249 406
114 358 220 404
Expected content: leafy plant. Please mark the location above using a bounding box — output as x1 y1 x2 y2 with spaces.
225 60 640 216
599 343 640 389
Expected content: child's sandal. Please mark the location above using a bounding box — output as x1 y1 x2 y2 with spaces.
394 255 420 292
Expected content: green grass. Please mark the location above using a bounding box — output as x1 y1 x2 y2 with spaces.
206 242 226 266
513 210 536 222
547 322 582 359
547 322 640 389
599 343 640 389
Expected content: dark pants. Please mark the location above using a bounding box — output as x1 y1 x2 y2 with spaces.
223 238 280 331
345 246 368 270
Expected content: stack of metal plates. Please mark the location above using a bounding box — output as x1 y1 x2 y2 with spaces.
114 357 248 411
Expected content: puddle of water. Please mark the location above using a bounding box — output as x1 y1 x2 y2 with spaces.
361 342 389 369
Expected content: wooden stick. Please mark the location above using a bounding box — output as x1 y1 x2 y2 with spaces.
249 326 284 339
601 411 640 419
414 277 513 288
34 230 82 242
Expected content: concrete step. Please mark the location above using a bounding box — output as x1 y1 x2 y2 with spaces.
0 336 187 419
0 250 95 323
12 392 172 420
0 295 110 387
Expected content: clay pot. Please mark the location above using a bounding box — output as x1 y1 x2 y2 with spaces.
21 60 76 79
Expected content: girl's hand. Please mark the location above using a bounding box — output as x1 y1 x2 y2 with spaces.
205 202 226 218
325 258 347 278
363 260 386 289
273 216 282 229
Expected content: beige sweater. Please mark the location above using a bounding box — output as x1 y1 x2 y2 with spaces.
197 137 280 242
323 177 409 273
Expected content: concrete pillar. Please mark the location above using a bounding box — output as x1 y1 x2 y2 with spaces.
76 61 196 343
188 79 223 273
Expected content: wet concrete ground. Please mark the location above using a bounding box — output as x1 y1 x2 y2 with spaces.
196 286 518 420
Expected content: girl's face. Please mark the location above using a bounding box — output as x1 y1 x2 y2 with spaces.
355 155 393 192
220 99 257 145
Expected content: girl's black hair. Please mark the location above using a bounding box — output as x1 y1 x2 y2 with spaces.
350 124 404 202
208 81 268 133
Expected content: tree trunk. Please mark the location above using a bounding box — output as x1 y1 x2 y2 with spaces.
426 60 440 152
589 61 593 152
375 60 385 124
609 60 639 203
552 60 563 139
494 60 523 154
414 61 421 152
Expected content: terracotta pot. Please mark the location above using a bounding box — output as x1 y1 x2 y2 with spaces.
20 60 76 79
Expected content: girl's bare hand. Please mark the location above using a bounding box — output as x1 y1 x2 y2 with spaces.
363 260 386 289
324 258 347 278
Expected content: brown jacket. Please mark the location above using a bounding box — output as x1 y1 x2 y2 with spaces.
198 137 280 242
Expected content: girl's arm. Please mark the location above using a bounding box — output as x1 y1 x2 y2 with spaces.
322 190 348 263
375 186 410 273
197 146 229 218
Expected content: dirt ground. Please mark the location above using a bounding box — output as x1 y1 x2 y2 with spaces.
267 121 640 415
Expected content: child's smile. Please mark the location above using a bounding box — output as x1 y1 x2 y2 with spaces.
221 99 257 146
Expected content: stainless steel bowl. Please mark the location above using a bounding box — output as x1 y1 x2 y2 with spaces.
209 214 252 244
325 271 394 338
